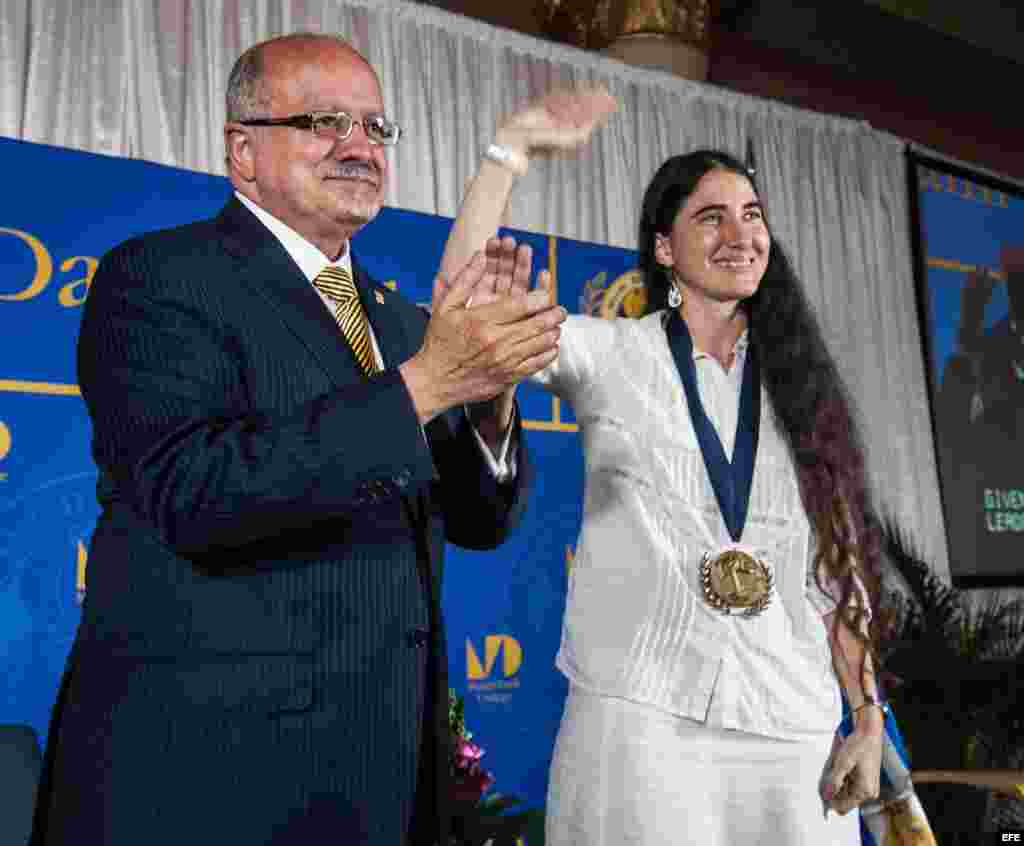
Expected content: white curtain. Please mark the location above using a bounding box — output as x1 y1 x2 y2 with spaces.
0 0 949 576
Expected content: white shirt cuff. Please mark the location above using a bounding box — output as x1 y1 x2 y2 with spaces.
466 405 518 484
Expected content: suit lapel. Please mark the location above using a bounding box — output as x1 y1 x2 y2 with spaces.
216 202 434 578
351 255 414 371
214 198 365 386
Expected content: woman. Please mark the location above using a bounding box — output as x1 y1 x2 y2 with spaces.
442 94 885 845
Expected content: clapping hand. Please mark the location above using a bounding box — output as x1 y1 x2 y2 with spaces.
469 236 554 310
401 240 565 429
462 236 558 446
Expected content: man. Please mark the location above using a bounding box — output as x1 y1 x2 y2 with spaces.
936 244 1024 579
35 33 567 846
940 244 1024 434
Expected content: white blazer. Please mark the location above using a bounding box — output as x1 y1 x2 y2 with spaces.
532 312 844 739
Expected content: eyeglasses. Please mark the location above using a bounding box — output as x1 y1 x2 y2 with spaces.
237 111 402 146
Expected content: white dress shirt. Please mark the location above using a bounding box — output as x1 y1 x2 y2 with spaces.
532 312 850 740
236 192 515 480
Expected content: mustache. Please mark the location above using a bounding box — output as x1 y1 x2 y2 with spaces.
323 159 380 182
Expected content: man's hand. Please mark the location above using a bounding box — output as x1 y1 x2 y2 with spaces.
471 235 534 308
466 237 559 449
400 247 564 424
493 85 618 162
466 236 537 446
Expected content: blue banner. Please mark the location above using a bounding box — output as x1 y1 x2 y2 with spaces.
0 136 639 813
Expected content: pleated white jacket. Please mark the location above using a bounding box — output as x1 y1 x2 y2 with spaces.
533 312 844 740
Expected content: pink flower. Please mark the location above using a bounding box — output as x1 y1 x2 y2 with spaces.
456 739 484 762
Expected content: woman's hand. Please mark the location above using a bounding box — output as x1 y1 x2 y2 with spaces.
493 86 618 161
439 86 616 281
819 723 884 816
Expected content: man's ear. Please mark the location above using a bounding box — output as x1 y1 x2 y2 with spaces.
225 124 256 182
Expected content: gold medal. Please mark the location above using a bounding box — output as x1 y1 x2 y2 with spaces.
700 548 774 618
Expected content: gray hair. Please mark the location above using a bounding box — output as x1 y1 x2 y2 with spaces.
225 33 359 122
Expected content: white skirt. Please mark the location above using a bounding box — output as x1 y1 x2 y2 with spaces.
546 686 860 846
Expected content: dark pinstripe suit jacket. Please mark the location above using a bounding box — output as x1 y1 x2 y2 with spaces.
36 198 531 846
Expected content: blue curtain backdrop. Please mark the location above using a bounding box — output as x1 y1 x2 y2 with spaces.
0 136 638 812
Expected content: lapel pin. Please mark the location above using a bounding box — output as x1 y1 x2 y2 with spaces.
374 291 385 304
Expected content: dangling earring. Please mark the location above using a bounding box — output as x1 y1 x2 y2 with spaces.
667 272 682 309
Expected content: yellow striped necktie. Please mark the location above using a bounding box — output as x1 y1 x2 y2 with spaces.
312 265 379 376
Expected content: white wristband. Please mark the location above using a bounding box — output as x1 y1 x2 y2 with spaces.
483 142 529 176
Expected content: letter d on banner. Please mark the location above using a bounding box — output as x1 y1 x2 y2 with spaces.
0 228 52 301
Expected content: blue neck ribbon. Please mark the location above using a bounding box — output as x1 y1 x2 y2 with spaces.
664 310 761 543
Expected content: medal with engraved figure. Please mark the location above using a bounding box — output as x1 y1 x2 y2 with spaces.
664 311 768 618
700 546 774 617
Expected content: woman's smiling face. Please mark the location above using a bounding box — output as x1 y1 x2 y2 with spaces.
654 167 770 308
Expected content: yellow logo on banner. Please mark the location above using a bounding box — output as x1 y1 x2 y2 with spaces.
0 227 98 307
466 635 522 704
467 635 522 680
76 539 88 605
580 269 646 319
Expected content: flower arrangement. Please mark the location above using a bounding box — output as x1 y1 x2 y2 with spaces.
448 689 545 846
450 688 496 805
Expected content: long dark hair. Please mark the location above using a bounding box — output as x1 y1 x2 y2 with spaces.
639 150 882 657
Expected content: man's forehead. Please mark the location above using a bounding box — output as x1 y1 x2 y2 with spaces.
261 39 382 107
